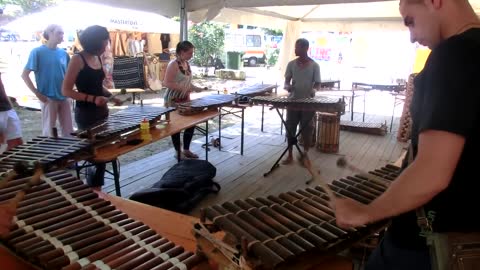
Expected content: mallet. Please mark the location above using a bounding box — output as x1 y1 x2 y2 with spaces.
301 154 336 207
336 157 390 187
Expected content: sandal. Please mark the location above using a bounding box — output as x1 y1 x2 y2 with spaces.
183 150 199 159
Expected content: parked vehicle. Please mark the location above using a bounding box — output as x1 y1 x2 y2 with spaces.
224 29 267 66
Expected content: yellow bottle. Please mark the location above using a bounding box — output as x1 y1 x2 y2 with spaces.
140 118 152 141
223 88 228 94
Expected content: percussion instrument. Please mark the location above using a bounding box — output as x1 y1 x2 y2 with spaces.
250 96 345 114
316 113 340 153
340 120 387 136
252 96 345 177
397 73 417 142
177 94 237 116
352 82 405 93
0 137 93 175
236 84 277 97
194 164 400 270
74 106 175 140
336 157 391 187
0 170 205 270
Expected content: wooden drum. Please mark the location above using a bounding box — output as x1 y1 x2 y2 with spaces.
316 113 340 153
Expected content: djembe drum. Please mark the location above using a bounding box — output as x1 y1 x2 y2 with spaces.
316 113 340 153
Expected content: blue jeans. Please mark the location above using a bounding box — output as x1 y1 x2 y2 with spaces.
365 231 431 270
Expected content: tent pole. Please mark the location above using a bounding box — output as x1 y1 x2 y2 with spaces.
180 0 188 41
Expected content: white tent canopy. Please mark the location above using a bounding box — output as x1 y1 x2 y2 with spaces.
69 0 480 79
3 1 180 34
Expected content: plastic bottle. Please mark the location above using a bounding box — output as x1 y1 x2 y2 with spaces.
140 118 152 141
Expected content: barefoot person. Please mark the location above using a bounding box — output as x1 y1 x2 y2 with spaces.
163 41 206 160
283 38 321 164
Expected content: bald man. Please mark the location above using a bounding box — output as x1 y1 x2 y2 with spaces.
334 0 480 269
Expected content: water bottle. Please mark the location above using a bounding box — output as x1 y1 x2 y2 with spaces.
140 118 152 141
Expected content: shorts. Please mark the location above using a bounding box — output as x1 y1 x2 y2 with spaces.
0 109 22 143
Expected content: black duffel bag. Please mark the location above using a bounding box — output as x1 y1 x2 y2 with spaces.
129 159 220 214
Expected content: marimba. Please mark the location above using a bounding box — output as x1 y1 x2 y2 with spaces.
194 164 400 270
236 84 277 97
250 96 346 176
74 106 175 141
0 170 205 270
0 137 92 175
340 120 388 136
250 96 346 115
177 94 237 116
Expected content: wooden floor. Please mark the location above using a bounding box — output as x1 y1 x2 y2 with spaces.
101 98 408 217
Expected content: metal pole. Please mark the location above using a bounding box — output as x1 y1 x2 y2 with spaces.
180 0 188 41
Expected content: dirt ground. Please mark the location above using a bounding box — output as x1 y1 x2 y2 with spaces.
13 75 264 165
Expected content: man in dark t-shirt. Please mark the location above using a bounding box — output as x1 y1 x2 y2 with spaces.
334 0 480 269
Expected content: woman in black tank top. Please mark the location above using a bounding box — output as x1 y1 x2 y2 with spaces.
62 25 119 190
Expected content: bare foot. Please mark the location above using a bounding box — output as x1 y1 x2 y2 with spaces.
282 156 293 165
297 153 310 167
183 149 199 159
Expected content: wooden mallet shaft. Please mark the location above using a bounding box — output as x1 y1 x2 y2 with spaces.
9 167 44 206
336 157 390 187
301 154 336 207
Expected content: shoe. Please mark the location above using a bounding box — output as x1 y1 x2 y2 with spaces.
183 149 199 159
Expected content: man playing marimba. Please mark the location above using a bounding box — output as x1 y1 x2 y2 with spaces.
282 38 321 164
335 0 480 269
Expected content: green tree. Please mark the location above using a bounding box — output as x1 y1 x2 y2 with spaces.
188 21 225 67
262 27 283 36
0 0 60 16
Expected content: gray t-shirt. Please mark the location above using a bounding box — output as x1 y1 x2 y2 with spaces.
285 59 321 98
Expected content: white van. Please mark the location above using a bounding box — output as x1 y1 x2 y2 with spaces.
225 29 266 66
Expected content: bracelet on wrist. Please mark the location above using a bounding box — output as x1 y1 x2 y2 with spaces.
84 94 89 102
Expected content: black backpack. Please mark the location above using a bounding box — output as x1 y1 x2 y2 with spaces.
129 160 220 214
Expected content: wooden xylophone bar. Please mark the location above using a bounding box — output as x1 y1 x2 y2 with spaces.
74 106 175 140
182 94 237 109
197 165 400 269
0 170 204 270
177 94 239 116
235 84 277 97
250 96 346 114
0 137 93 175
